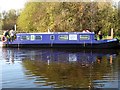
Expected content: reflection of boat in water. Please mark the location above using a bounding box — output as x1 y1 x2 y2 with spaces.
19 49 118 88
2 48 118 65
2 48 119 88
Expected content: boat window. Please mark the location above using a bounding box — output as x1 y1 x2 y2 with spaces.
21 36 30 40
50 35 55 40
59 35 68 40
80 35 90 40
31 35 35 40
69 34 77 40
35 35 42 40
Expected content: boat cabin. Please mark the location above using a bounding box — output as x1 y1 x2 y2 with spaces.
16 32 95 44
2 32 119 48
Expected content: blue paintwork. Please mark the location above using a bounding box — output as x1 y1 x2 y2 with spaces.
2 32 119 48
2 48 117 64
2 32 114 44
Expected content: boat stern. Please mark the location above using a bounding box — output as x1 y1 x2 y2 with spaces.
107 38 120 48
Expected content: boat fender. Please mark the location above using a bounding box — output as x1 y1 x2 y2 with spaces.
1 36 7 42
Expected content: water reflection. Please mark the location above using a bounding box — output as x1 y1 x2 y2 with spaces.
2 48 118 64
2 48 119 88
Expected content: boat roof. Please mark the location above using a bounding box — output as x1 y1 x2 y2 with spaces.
17 32 95 35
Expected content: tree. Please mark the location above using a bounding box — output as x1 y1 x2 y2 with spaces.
17 2 120 36
2 9 18 30
0 13 3 34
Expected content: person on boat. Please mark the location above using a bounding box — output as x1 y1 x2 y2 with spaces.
3 30 10 37
10 29 16 42
82 29 91 33
98 30 103 40
94 31 97 40
3 29 10 42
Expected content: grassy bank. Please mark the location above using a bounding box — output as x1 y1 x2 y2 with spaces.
115 36 120 40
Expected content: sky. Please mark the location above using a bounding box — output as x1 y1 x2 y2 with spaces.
0 0 120 13
0 0 27 12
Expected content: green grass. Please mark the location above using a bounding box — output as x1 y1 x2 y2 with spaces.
115 36 120 40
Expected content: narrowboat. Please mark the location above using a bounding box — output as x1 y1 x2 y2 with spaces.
1 32 120 48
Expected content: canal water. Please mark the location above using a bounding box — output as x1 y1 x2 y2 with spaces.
0 47 120 89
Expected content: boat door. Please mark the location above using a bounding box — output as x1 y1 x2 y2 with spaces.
50 35 55 47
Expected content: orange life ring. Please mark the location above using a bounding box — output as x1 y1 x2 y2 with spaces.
1 36 7 42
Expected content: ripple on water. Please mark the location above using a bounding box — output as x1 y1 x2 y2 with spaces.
1 47 120 88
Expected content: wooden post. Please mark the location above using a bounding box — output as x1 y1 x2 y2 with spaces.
14 24 16 31
111 28 113 39
107 28 114 39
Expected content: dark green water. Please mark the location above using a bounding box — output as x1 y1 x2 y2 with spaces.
1 48 120 89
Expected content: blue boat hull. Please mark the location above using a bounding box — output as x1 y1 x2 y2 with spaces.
2 40 119 49
1 32 120 49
